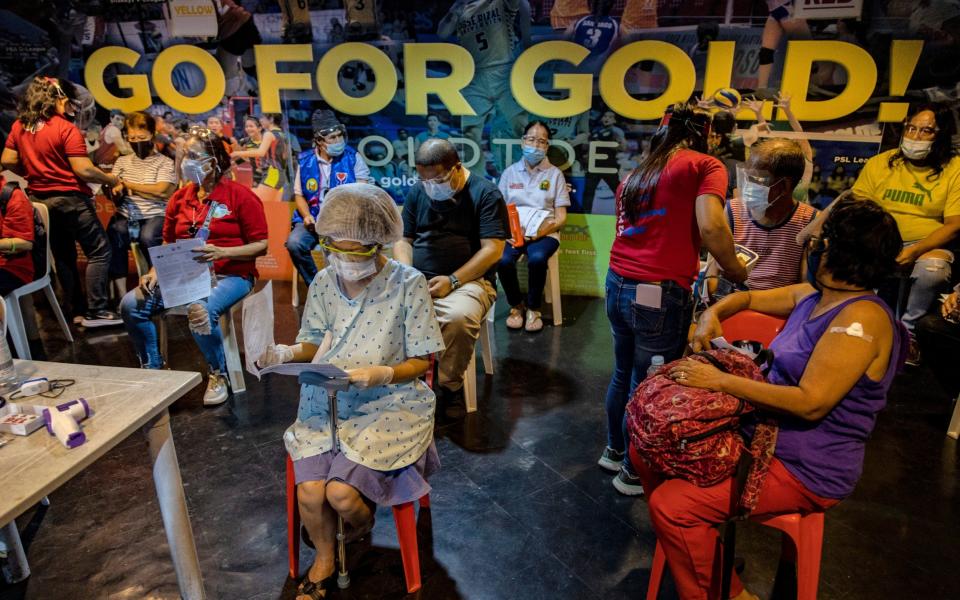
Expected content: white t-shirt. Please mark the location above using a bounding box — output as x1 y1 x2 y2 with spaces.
497 158 571 239
112 152 177 220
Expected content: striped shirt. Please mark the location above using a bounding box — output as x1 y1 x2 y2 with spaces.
112 153 177 220
728 197 817 290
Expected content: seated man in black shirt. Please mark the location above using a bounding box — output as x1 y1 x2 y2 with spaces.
395 139 509 412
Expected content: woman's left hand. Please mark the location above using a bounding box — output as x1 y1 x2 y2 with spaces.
668 358 727 392
192 244 229 262
346 366 394 389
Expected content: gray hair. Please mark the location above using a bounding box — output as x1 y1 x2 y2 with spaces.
750 138 806 187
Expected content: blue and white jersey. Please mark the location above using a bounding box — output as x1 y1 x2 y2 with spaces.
572 14 619 55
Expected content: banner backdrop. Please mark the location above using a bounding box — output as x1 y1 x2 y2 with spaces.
2 1 959 296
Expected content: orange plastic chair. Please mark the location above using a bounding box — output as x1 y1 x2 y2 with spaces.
644 310 826 600
285 455 430 593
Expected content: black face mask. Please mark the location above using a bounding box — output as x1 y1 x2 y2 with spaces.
130 140 153 159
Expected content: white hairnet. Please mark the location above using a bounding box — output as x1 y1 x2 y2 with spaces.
315 183 403 246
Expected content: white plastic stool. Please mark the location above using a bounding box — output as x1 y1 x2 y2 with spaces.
462 306 495 413
3 203 73 360
157 302 246 394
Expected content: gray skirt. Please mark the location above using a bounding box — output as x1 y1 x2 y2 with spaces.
293 442 440 506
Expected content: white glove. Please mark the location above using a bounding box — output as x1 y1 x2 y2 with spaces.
345 366 394 389
257 344 296 368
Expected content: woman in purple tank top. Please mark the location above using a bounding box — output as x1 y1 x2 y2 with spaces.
634 198 906 600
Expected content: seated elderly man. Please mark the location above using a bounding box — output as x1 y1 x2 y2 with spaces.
395 139 509 415
709 138 818 298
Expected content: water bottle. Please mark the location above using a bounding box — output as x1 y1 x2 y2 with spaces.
647 355 665 379
128 219 141 241
0 318 19 394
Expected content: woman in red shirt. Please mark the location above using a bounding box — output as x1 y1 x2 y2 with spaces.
600 103 748 496
0 177 36 295
119 128 268 406
1 77 121 327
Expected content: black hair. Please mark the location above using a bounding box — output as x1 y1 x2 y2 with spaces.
523 120 552 139
261 112 282 126
750 138 806 188
415 138 459 169
712 111 736 136
821 197 902 289
124 111 156 135
619 103 711 222
888 102 958 181
590 0 614 17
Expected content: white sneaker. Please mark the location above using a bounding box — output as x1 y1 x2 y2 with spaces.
203 370 229 406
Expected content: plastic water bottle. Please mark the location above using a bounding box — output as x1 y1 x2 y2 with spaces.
647 355 665 378
0 319 19 393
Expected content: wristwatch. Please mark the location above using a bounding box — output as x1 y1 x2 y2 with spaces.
448 274 462 291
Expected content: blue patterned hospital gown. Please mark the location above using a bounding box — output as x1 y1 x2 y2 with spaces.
283 260 445 471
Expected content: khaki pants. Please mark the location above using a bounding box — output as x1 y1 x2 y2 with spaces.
433 279 497 391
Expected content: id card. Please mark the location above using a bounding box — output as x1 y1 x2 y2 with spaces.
635 283 663 309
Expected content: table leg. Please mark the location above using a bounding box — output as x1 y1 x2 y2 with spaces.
0 521 29 583
143 409 206 599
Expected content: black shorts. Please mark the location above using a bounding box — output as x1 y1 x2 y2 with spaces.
219 17 262 56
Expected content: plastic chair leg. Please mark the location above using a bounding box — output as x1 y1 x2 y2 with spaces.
286 455 301 580
291 268 299 307
221 305 245 394
796 512 824 600
479 311 495 376
393 501 422 593
5 296 31 360
464 351 478 413
545 252 562 326
947 392 960 440
646 541 666 600
419 493 431 509
43 283 73 342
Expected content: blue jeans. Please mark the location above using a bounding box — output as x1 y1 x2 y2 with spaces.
286 222 320 285
604 269 693 466
107 214 165 278
119 275 253 371
902 251 953 331
497 237 560 309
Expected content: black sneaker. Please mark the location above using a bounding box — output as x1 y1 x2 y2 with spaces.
612 465 645 496
905 336 921 367
80 310 123 328
597 446 625 472
436 386 466 421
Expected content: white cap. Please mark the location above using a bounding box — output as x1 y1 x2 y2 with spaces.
650 355 665 366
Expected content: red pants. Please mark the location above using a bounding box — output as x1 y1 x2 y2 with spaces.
636 458 839 600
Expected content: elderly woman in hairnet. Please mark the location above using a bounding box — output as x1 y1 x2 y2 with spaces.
258 183 444 600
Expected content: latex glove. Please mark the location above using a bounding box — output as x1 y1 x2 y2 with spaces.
346 366 394 389
257 344 296 368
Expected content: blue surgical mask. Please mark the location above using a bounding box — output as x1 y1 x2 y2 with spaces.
422 179 455 201
742 180 771 221
900 138 932 160
326 141 346 156
522 144 545 166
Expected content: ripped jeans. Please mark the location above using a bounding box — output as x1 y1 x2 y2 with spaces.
119 274 253 371
903 247 954 331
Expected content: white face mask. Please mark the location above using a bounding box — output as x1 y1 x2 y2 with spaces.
329 254 377 281
422 179 455 201
742 180 771 221
901 138 933 160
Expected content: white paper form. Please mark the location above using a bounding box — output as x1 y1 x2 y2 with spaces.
148 239 211 308
515 206 551 238
242 281 274 377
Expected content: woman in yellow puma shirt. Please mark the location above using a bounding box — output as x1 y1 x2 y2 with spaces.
853 103 960 362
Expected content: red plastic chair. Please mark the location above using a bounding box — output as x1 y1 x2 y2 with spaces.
719 309 787 348
286 455 431 593
643 310 826 600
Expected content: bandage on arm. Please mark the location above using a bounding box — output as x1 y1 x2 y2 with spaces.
828 322 874 342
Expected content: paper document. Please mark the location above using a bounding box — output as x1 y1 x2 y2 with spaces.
515 206 551 238
710 336 758 358
242 281 274 377
257 362 349 380
148 239 211 308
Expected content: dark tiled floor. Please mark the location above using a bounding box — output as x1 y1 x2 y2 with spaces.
1 282 958 600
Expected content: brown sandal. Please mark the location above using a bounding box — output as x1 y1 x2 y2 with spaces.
296 574 334 599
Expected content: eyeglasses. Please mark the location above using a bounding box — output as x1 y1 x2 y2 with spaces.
522 135 550 148
904 124 939 137
319 239 379 257
421 166 457 185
